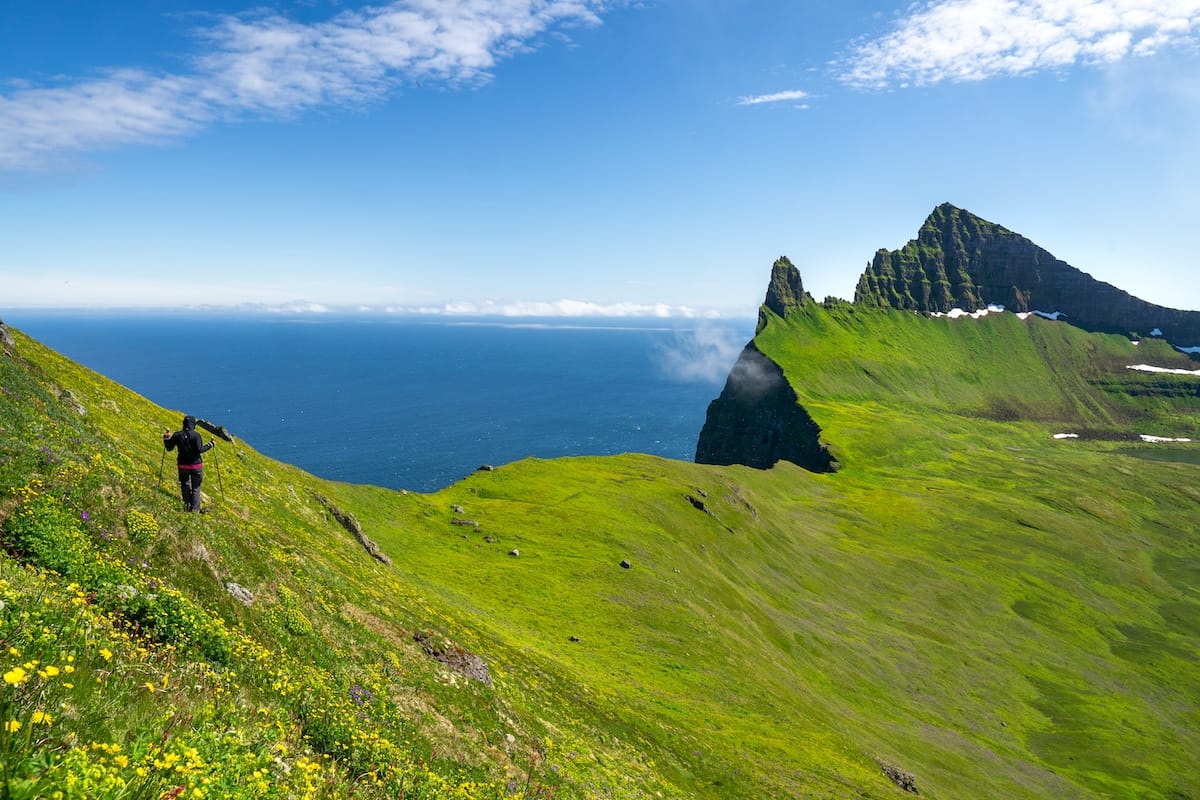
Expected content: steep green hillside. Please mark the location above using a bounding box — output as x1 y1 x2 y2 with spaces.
753 299 1200 469
2 311 1198 800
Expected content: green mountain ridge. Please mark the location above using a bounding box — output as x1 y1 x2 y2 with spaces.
699 218 1200 476
854 203 1200 345
1 253 1199 800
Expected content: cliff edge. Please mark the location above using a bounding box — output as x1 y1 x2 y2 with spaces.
696 258 837 473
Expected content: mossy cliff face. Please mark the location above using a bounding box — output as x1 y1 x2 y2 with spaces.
854 202 1200 344
761 255 808 324
694 343 836 471
697 258 836 473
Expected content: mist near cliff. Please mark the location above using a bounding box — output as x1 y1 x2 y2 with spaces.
655 324 750 384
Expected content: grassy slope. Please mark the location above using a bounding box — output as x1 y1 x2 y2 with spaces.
1 307 1198 800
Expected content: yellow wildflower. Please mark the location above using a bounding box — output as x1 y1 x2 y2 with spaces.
99 648 113 662
4 720 19 733
31 710 52 724
3 667 28 685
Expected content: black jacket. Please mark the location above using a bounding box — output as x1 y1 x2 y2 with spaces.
164 416 213 467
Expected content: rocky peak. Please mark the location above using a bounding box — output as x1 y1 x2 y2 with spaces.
758 256 810 334
854 204 1200 344
764 256 807 317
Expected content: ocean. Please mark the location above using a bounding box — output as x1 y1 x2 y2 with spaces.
8 313 753 492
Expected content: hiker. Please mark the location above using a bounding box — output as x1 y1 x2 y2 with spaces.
163 415 214 512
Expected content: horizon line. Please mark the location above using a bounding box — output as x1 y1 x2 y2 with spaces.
1 302 759 322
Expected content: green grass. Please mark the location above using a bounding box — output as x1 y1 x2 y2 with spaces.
1 306 1198 799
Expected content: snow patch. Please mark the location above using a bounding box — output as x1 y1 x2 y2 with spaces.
1055 432 1193 443
1177 345 1200 355
935 305 1002 319
1150 328 1163 337
1127 364 1200 376
926 304 1070 323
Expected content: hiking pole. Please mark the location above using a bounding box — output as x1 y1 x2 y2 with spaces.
158 448 166 490
209 440 224 500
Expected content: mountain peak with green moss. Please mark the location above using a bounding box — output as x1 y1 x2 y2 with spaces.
762 255 809 321
853 203 1200 344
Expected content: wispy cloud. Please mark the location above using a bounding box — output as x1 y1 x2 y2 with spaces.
209 298 729 318
840 0 1200 88
0 71 210 169
0 0 611 171
656 324 747 383
736 89 809 106
413 299 716 318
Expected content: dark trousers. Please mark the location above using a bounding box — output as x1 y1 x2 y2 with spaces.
178 467 204 511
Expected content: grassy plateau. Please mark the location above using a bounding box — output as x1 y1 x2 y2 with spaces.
0 300 1196 799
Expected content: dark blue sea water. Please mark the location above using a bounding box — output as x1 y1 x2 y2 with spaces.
8 313 753 492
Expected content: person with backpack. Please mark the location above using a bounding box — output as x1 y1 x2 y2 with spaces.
163 414 215 512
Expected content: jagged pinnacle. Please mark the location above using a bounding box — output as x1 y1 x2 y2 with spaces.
763 256 807 318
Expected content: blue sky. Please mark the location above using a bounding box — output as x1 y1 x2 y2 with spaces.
2 0 1198 316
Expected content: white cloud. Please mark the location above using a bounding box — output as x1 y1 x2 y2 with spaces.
840 0 1200 88
0 270 739 316
263 301 331 314
0 0 611 170
0 71 209 169
415 299 705 317
736 89 809 106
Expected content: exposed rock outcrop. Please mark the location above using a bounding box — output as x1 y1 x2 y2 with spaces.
695 343 836 473
854 203 1200 344
53 386 87 415
762 255 810 324
313 493 393 567
196 418 236 443
876 759 920 794
414 631 493 686
225 582 255 606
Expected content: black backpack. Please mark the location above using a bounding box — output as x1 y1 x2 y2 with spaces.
177 430 202 463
